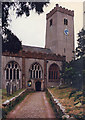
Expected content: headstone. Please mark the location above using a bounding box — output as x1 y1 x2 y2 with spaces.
12 84 14 94
14 85 16 92
6 82 10 97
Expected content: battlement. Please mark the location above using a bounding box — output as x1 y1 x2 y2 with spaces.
46 4 74 19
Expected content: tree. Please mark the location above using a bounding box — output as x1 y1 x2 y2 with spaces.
2 28 22 53
2 1 49 53
2 2 49 28
61 59 84 89
75 28 85 90
76 28 85 58
61 61 76 86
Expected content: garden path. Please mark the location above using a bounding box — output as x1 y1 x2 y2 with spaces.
7 92 56 118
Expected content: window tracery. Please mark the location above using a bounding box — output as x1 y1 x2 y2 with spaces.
30 63 42 79
5 61 21 94
49 63 59 82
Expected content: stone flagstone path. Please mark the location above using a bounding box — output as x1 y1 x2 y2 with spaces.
7 92 56 118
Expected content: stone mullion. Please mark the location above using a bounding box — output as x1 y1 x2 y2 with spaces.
33 70 34 78
9 69 10 80
19 70 21 88
38 70 39 79
17 69 19 90
19 69 20 80
5 70 6 80
19 70 20 89
35 70 36 79
40 70 41 79
16 69 18 89
5 70 7 89
12 68 13 81
10 80 12 94
12 68 14 94
15 69 17 89
31 70 33 79
10 63 12 94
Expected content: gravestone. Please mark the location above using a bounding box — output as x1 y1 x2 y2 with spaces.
6 82 10 96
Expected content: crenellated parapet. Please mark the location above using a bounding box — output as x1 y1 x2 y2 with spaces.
46 4 74 19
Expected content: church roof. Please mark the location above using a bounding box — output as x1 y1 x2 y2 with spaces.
22 45 53 54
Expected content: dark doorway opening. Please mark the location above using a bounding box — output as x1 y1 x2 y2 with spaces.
35 81 41 91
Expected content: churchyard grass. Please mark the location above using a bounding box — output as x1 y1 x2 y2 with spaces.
48 86 85 119
2 88 25 103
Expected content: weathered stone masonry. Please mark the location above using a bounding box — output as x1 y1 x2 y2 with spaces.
2 4 74 92
2 48 65 91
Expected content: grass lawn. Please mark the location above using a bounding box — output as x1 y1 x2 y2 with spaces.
2 88 25 103
48 86 85 118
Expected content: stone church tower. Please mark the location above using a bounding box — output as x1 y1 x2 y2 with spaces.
45 4 74 62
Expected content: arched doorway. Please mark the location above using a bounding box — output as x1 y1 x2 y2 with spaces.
35 81 41 91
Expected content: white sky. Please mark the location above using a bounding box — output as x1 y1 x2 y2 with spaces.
8 2 83 48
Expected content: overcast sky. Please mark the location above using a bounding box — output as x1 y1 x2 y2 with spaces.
8 2 83 48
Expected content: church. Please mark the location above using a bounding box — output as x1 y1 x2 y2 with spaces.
2 4 74 93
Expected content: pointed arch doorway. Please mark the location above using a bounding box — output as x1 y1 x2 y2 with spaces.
35 81 41 91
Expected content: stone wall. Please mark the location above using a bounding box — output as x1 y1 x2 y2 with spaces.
2 50 65 90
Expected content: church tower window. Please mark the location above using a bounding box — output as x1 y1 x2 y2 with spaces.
64 18 68 25
50 19 53 26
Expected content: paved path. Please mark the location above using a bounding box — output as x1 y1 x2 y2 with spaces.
7 92 56 118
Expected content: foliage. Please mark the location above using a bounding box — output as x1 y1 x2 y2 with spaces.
76 28 85 58
2 1 49 53
61 57 85 90
2 28 22 53
2 2 49 28
61 61 76 87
